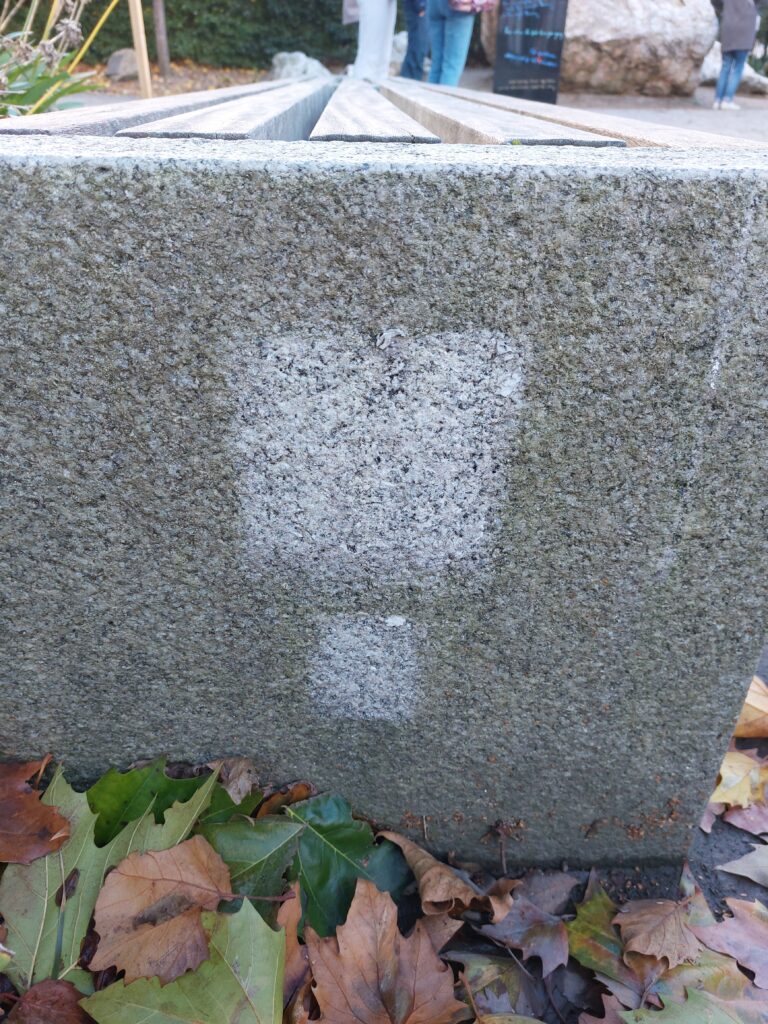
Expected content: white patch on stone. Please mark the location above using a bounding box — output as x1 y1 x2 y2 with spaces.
232 331 527 583
309 614 422 721
385 615 407 627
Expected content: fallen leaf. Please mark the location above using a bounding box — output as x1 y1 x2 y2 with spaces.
86 758 210 846
711 750 768 810
379 830 513 922
480 895 568 977
82 901 284 1024
613 900 701 969
619 987 753 1021
90 834 233 983
719 843 768 887
7 979 93 1023
700 803 725 835
654 947 761 1007
0 758 70 864
514 870 579 915
258 781 317 818
285 795 411 936
422 913 465 953
734 677 768 739
580 994 626 1024
207 757 259 804
306 878 470 1024
723 802 768 837
278 881 309 1006
448 951 547 1020
691 898 768 989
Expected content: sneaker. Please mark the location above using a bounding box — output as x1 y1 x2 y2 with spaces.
721 100 741 110
712 100 722 109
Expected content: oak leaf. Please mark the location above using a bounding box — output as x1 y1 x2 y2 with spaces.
480 895 568 977
7 979 92 1023
378 831 513 921
734 677 768 739
691 898 768 989
0 758 70 864
278 881 309 1006
90 834 233 983
710 749 768 810
306 878 470 1024
613 899 701 969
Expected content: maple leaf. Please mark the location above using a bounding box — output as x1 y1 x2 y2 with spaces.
306 879 470 1024
6 979 93 1023
82 901 284 1024
379 831 513 922
711 750 768 810
700 803 725 835
514 870 579 916
90 834 233 983
277 881 309 1007
580 994 626 1024
619 986 763 1021
422 914 465 953
734 677 768 739
691 898 768 989
480 895 568 977
448 951 547 1020
723 802 768 837
0 758 70 865
719 843 768 887
613 900 701 969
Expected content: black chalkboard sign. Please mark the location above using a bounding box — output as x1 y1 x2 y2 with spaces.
493 0 570 105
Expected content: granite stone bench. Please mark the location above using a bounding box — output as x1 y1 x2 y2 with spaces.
1 78 766 866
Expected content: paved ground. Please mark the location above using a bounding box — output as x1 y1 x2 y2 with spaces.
460 69 768 143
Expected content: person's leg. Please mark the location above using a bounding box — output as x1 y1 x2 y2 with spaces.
352 0 397 80
426 0 445 83
400 0 430 80
724 50 749 102
436 6 474 86
714 50 735 104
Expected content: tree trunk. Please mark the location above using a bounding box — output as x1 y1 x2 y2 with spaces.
152 0 171 80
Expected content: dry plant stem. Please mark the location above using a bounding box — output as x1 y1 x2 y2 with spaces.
41 0 62 41
0 0 31 35
460 971 483 1020
504 945 535 981
21 0 42 36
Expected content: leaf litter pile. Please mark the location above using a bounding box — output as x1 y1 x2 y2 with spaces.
1 678 768 1023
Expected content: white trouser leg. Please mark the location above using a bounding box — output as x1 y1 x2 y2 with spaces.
350 0 397 81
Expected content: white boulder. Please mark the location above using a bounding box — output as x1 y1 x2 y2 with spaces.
269 51 333 80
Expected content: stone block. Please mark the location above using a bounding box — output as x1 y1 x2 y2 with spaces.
1 134 766 866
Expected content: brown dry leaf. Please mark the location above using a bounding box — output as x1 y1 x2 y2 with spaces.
0 758 70 865
723 802 768 837
8 979 93 1023
207 757 259 804
613 899 701 969
285 977 315 1024
258 781 317 818
91 834 232 983
514 871 579 916
719 843 768 887
379 831 513 922
692 898 768 989
711 748 768 809
306 878 470 1024
578 994 625 1024
422 914 465 953
480 896 568 978
699 802 725 835
735 676 768 739
278 881 309 1006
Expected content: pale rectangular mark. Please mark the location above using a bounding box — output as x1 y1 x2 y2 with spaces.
310 79 439 144
118 78 334 140
380 80 623 146
422 83 763 150
0 80 290 136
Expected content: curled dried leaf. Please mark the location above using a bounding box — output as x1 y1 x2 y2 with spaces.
613 899 701 970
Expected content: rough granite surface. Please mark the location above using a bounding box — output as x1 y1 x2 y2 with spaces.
1 138 767 865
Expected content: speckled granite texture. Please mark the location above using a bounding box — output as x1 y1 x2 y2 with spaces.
1 138 767 865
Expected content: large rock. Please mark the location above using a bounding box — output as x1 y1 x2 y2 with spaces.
483 0 718 96
270 51 333 81
0 117 766 866
701 40 768 94
105 48 138 82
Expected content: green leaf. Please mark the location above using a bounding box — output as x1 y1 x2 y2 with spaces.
0 769 218 992
201 816 303 918
81 900 284 1024
198 782 263 827
87 758 210 845
620 988 753 1022
284 794 410 936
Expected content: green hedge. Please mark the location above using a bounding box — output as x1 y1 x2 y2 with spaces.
81 0 358 68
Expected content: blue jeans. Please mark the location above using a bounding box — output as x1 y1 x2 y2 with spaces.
715 49 749 102
427 0 475 87
400 0 430 80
